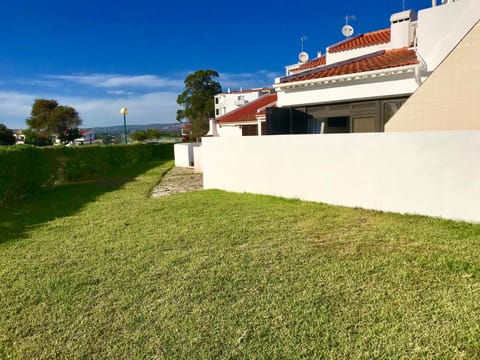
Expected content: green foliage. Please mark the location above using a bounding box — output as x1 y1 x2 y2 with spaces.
23 129 54 146
26 99 82 143
0 143 174 203
130 129 163 143
0 146 58 202
26 99 58 132
1 163 480 358
176 69 222 139
0 124 16 145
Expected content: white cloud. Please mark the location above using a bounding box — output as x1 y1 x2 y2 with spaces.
46 73 185 89
0 91 35 128
0 69 281 129
106 90 134 96
52 91 180 128
0 89 180 129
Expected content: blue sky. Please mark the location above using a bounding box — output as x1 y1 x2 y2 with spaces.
0 0 432 129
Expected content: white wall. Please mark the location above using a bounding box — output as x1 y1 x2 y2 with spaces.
386 21 480 131
174 143 200 167
215 91 268 118
326 43 389 65
276 74 418 107
417 0 480 71
217 125 243 137
202 132 480 223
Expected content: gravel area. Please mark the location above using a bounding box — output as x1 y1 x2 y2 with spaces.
151 166 203 197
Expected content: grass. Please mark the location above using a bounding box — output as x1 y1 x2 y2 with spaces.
1 159 480 358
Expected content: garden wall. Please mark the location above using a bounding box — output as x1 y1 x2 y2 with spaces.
202 132 480 223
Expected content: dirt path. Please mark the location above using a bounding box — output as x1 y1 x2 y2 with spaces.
151 167 203 197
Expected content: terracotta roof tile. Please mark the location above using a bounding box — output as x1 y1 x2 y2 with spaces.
279 48 418 84
328 28 391 53
217 94 277 124
289 55 327 73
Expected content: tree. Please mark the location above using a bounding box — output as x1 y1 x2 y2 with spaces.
0 124 16 145
176 70 222 139
23 129 54 146
26 99 82 144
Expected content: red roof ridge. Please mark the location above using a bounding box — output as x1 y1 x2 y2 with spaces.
289 55 327 73
328 28 391 53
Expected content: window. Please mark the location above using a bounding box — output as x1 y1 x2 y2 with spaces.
352 116 377 132
308 118 322 134
326 116 350 133
383 99 407 124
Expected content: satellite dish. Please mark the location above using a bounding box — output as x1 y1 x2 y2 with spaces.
298 51 309 63
342 24 354 37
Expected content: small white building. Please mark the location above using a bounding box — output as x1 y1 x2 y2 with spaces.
212 93 277 137
214 87 273 118
14 131 25 144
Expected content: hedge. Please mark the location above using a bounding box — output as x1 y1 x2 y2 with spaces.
0 143 174 203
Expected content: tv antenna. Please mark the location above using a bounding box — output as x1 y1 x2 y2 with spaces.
300 35 307 52
342 14 356 38
298 35 309 63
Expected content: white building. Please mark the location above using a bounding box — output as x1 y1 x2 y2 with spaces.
214 88 273 118
269 0 480 134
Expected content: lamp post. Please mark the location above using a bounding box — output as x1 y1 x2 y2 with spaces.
120 107 128 144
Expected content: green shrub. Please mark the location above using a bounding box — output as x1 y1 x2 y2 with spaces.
0 145 59 202
0 143 174 203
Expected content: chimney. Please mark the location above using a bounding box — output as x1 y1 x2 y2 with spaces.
206 118 219 137
390 10 417 48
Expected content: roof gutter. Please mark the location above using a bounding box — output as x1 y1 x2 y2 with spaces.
274 64 419 91
413 36 428 86
218 120 258 127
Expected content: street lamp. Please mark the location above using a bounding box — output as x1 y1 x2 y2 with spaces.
120 107 128 144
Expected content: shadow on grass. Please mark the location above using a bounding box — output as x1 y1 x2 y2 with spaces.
0 160 167 245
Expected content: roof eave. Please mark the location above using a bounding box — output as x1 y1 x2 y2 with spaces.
219 120 258 126
273 64 419 91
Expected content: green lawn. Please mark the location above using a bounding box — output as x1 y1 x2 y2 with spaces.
1 160 480 359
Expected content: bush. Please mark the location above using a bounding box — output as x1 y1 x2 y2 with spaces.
0 143 174 203
0 146 58 202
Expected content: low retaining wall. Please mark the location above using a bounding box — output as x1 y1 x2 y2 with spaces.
202 131 480 223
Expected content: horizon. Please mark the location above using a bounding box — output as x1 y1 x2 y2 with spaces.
1 0 432 130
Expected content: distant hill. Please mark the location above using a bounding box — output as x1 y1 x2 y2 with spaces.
89 123 183 134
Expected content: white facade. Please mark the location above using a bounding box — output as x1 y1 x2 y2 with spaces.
216 124 243 137
386 19 480 131
417 0 480 71
174 143 201 167
274 0 479 118
214 88 272 118
276 70 420 108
